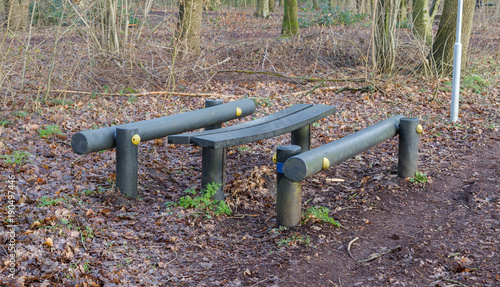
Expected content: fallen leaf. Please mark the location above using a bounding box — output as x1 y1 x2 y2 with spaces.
86 209 95 217
44 237 53 247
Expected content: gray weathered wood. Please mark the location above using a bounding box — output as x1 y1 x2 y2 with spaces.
168 104 313 144
191 104 336 149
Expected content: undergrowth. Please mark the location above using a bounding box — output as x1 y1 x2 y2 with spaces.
303 206 341 227
299 5 366 28
177 182 232 218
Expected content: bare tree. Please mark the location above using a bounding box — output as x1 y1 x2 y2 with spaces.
4 0 29 30
432 0 475 75
282 0 299 35
177 0 203 51
97 0 121 54
372 0 400 73
412 0 442 46
255 0 270 18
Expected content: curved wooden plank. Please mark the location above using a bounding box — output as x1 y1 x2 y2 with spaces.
192 105 336 149
168 104 313 144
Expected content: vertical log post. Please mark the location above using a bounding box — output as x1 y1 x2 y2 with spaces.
291 125 311 152
116 127 139 197
276 145 302 227
201 99 226 200
398 117 421 178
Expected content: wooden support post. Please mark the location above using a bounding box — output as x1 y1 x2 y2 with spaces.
398 118 420 178
201 147 226 200
201 99 226 200
116 127 139 198
291 125 311 152
276 145 302 227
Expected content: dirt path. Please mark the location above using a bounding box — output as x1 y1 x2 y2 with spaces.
278 136 499 286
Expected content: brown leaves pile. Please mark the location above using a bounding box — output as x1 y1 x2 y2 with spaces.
227 165 276 211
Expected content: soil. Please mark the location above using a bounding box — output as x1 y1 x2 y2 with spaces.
0 7 499 287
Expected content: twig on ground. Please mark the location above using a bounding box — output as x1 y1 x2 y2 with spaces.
22 89 227 98
212 69 368 84
442 278 469 287
250 277 274 286
282 85 376 98
227 214 259 219
56 141 71 147
80 233 88 251
303 79 326 97
347 236 359 260
68 155 84 167
358 245 402 263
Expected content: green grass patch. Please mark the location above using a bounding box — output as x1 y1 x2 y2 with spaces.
409 171 428 184
303 206 341 227
276 233 311 248
38 196 66 207
178 182 231 218
39 124 64 138
1 151 31 165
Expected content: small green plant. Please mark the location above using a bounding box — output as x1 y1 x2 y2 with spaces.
1 151 31 165
396 20 411 28
39 124 64 138
38 196 65 207
128 95 138 104
83 260 91 273
299 5 366 28
0 119 11 127
302 206 341 227
409 171 428 184
79 226 94 242
276 233 311 248
13 111 28 118
178 182 231 217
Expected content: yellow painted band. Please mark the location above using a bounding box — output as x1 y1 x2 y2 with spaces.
236 107 242 117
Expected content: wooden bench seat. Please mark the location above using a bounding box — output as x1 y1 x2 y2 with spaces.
168 104 337 199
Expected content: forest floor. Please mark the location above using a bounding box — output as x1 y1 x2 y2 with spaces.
0 7 499 287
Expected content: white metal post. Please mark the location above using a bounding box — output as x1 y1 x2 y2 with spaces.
450 0 464 122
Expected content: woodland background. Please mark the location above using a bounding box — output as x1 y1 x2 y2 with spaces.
0 0 499 286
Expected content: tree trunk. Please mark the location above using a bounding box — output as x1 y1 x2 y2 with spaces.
98 0 120 54
372 0 400 73
312 0 320 10
398 0 408 24
432 0 475 75
177 0 203 51
282 0 298 35
359 0 371 14
346 0 356 11
269 0 275 12
412 0 441 46
5 0 29 30
255 0 270 18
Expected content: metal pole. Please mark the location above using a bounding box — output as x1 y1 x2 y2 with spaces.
202 99 226 200
116 127 139 198
276 145 302 228
450 0 464 122
291 125 311 152
398 118 421 178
